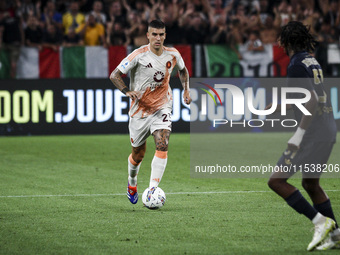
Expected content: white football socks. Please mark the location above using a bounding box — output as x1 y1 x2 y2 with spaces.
149 151 168 188
128 154 141 187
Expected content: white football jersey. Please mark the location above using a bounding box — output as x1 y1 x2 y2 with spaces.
117 44 185 118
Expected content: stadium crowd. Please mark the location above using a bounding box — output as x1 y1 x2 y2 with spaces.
0 0 339 77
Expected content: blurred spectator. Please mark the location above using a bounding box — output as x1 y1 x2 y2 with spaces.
209 0 227 16
16 0 41 21
179 1 209 44
260 14 278 44
192 0 211 19
325 0 339 26
0 10 24 78
317 18 339 44
55 0 69 13
129 20 148 47
245 30 264 52
86 0 106 25
0 0 339 79
210 15 228 44
273 1 293 28
25 15 43 49
126 9 139 30
41 0 63 31
42 23 63 51
247 10 262 31
80 0 96 13
62 1 85 34
106 1 127 27
161 11 184 44
63 27 83 46
258 0 270 24
125 0 151 21
234 3 249 28
76 13 106 46
185 12 209 44
106 20 129 46
178 1 195 27
227 18 244 59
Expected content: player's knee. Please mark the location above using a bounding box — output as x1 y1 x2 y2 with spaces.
302 179 319 193
267 178 276 190
131 149 146 164
134 151 145 163
268 178 284 192
156 143 168 152
155 139 169 151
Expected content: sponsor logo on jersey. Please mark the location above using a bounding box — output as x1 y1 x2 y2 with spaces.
121 61 129 69
153 71 165 82
145 63 153 68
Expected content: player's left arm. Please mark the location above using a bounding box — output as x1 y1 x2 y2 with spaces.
287 89 318 150
179 67 192 105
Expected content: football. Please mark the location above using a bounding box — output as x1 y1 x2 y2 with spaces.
142 187 166 209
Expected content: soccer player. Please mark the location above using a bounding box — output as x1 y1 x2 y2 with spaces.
267 21 339 251
109 20 191 205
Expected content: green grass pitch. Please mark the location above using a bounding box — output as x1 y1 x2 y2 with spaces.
1 133 339 255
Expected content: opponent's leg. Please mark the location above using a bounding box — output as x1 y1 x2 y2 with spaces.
301 178 340 250
268 171 335 250
149 129 170 188
127 143 146 204
268 170 318 221
302 175 338 228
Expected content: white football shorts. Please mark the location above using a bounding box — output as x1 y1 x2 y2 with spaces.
129 107 172 147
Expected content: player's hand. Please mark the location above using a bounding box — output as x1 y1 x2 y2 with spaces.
287 127 305 151
183 90 192 105
287 143 299 151
126 91 142 100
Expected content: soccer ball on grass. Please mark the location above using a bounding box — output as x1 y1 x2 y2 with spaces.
142 187 166 209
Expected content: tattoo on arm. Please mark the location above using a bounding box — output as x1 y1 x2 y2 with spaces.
110 68 130 93
179 67 189 90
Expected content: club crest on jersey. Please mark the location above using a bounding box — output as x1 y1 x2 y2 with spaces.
153 71 165 82
166 61 171 69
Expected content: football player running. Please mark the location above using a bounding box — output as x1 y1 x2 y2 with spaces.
110 19 191 205
267 21 339 251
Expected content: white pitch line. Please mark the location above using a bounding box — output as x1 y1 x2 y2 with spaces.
0 190 340 198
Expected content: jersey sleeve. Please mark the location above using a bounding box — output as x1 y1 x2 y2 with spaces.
175 51 185 70
117 51 138 74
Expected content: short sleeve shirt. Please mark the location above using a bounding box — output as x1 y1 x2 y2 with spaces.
117 44 185 118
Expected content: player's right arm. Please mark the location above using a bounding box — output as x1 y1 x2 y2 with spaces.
179 67 192 105
109 68 140 100
286 64 318 150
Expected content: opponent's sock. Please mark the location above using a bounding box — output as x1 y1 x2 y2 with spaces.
285 190 318 221
149 151 167 188
314 199 339 228
128 154 141 187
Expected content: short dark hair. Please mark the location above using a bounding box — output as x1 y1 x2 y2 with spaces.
279 21 317 53
148 19 165 29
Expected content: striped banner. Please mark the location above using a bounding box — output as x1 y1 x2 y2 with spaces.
1 44 289 79
204 44 290 77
